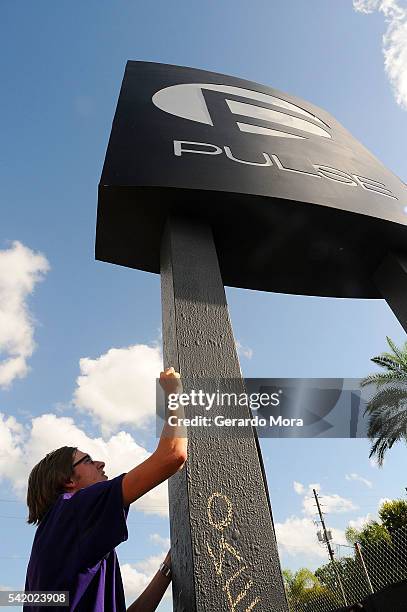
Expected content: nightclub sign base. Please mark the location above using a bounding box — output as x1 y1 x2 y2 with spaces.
96 62 407 611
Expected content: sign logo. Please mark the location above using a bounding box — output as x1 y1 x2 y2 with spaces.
152 83 331 140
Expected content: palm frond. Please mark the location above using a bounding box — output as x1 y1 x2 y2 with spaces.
386 337 407 367
369 438 391 466
379 351 407 367
363 337 407 464
366 409 407 440
360 371 407 388
364 386 407 413
370 356 406 374
369 430 407 466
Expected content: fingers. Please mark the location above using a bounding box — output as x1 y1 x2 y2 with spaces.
159 367 182 395
160 367 174 376
160 367 180 378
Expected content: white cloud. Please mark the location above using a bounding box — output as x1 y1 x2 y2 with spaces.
354 0 383 12
121 564 151 602
236 341 253 360
353 0 407 109
293 481 305 495
0 241 49 388
0 414 25 485
348 513 373 530
150 533 170 548
73 344 163 435
121 553 171 604
302 489 357 516
133 552 167 576
0 411 168 516
345 472 373 488
275 516 346 559
292 483 357 517
133 481 168 518
290 482 357 516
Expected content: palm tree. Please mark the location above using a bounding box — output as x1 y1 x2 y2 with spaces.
361 337 407 465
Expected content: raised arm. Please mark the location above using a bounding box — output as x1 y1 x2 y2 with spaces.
126 550 172 612
122 367 188 506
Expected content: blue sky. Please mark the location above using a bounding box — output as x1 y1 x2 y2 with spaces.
1 1 407 609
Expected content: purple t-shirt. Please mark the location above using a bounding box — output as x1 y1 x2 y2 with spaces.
24 474 129 612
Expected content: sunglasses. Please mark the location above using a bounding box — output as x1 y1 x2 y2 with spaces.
72 454 94 469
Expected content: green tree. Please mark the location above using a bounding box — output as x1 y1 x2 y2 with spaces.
344 499 407 592
283 567 339 610
361 336 407 465
345 521 391 547
315 557 370 604
345 499 407 545
379 499 407 534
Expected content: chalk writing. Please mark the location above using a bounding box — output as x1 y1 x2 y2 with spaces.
206 491 261 611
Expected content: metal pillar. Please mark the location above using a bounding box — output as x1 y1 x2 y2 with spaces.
374 252 407 334
160 216 288 612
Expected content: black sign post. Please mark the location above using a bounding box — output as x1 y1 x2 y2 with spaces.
161 216 287 610
375 253 407 334
96 61 407 611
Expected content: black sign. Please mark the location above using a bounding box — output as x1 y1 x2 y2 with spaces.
96 61 407 297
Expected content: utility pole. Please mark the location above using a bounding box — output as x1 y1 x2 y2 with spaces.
313 488 348 606
354 542 374 595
